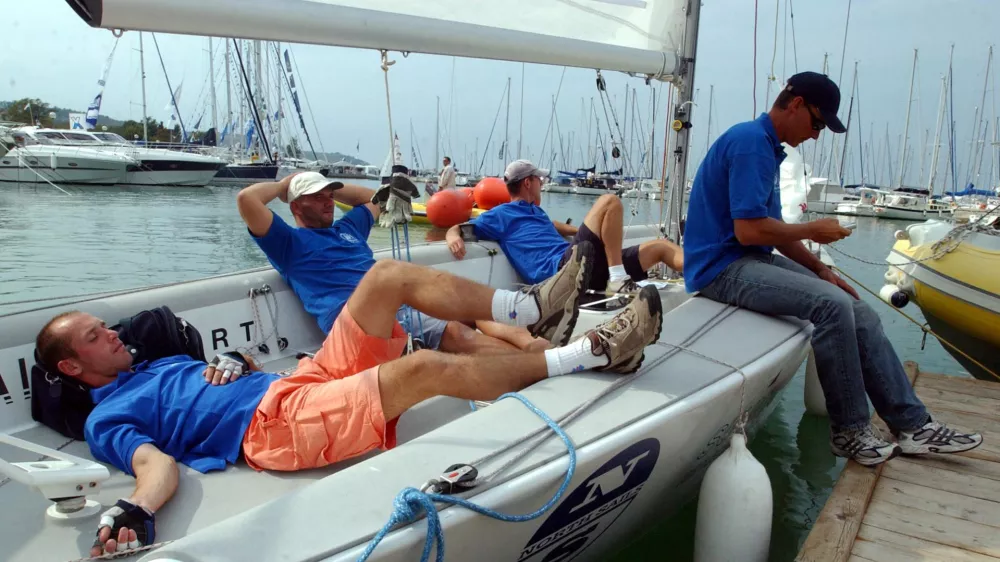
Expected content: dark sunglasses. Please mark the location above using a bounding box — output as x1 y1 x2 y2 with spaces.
806 104 827 131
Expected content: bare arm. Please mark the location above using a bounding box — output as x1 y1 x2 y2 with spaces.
331 183 381 219
552 220 578 237
128 443 178 512
236 177 293 237
91 444 178 556
446 224 467 259
733 217 813 247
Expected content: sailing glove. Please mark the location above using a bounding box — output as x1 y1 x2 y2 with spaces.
372 174 421 227
206 352 250 385
95 499 155 553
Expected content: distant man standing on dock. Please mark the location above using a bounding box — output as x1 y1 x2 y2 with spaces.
439 156 457 190
685 72 981 466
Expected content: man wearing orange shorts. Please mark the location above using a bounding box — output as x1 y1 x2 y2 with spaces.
35 243 665 556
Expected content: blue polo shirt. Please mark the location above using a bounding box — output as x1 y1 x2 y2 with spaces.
252 206 375 332
472 200 570 284
684 113 787 292
85 356 279 475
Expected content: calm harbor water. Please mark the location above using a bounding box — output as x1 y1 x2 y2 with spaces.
0 182 962 560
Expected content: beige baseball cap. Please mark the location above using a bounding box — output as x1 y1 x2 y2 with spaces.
286 172 343 203
503 160 550 185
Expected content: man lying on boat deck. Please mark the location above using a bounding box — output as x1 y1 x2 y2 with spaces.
685 71 982 466
237 170 545 355
445 159 684 297
35 248 665 556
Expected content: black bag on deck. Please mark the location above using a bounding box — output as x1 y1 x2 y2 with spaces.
30 306 207 440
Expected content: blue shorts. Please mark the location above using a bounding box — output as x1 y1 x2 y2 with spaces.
395 305 448 350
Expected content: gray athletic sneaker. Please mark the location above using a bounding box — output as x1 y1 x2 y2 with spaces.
830 425 901 466
606 278 641 296
525 241 595 346
897 418 983 455
586 285 663 374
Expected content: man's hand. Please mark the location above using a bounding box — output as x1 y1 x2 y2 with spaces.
372 175 421 227
448 237 466 259
276 172 298 203
818 268 860 300
91 499 155 557
807 218 852 244
204 352 250 385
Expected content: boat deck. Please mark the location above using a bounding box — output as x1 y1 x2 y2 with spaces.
797 361 1000 562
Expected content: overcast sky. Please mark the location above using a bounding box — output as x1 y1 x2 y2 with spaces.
2 0 997 186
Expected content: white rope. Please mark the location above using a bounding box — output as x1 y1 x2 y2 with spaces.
380 50 396 161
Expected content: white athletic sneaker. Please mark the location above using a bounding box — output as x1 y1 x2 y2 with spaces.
830 425 901 466
897 418 983 455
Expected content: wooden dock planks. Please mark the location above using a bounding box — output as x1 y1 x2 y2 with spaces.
796 362 1000 562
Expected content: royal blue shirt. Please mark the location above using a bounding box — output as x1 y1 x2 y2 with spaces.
85 356 279 475
683 113 787 292
252 206 375 332
472 200 570 284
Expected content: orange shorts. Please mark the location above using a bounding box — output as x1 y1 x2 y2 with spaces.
242 308 408 471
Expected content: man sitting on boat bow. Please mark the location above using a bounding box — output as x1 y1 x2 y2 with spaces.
685 71 982 466
238 170 544 354
35 248 664 556
445 159 684 297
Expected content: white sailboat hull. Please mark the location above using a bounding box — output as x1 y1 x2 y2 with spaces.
873 205 954 221
0 225 809 562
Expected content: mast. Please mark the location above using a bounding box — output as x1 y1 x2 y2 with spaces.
225 39 233 150
649 85 656 178
274 41 281 159
138 32 149 142
254 40 264 155
504 76 511 162
928 75 948 192
518 62 525 159
209 37 218 136
665 0 703 242
896 49 917 189
811 53 829 177
838 62 858 187
704 84 714 154
971 46 993 188
434 96 439 168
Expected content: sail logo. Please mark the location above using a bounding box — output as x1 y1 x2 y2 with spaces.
518 438 660 562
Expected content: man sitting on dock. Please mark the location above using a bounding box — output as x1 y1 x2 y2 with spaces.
237 171 544 354
445 159 684 296
36 251 665 556
684 71 981 466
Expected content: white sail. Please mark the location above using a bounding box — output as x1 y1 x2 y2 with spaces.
65 0 685 78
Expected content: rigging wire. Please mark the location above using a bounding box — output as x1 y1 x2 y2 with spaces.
288 48 329 159
231 39 274 163
753 0 759 116
766 0 781 103
476 81 510 176
788 0 799 73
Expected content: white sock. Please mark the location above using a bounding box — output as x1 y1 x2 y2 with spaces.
608 264 628 282
491 289 541 327
544 336 607 377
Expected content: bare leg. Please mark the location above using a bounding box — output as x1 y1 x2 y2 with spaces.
346 260 498 338
582 194 624 267
637 239 684 273
475 320 550 351
378 349 548 420
439 320 519 354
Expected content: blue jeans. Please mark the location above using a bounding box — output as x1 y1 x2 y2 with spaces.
699 253 929 433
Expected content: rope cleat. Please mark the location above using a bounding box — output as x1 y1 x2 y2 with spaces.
420 464 478 495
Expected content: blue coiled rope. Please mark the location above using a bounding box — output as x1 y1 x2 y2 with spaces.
356 392 577 562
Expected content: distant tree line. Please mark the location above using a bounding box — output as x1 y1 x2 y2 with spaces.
2 97 187 143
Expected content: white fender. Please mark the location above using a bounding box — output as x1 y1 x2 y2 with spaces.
694 433 772 562
803 348 828 416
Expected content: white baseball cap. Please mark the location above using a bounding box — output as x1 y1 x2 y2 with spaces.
287 172 343 203
503 160 550 185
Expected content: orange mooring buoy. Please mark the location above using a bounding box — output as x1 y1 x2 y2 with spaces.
426 190 473 228
473 177 511 210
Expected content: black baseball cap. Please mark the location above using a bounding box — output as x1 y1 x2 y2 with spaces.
785 72 847 133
